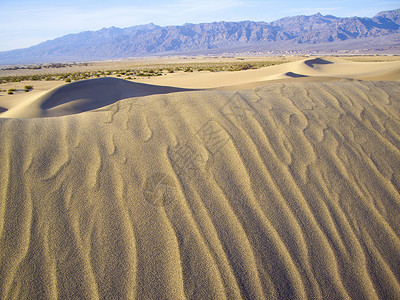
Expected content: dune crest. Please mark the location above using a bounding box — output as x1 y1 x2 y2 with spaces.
0 77 190 118
0 81 400 299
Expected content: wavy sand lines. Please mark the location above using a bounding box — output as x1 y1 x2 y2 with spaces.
1 81 400 299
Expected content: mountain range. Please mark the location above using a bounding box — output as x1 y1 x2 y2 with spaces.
1 9 400 64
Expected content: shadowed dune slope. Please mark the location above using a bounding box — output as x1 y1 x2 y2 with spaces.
0 77 190 118
304 57 334 68
1 81 400 299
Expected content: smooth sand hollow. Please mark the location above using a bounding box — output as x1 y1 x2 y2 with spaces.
0 57 400 299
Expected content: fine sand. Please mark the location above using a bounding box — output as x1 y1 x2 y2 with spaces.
0 57 400 299
137 56 400 89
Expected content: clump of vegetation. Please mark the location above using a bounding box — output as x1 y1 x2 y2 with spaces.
29 75 41 81
24 85 33 91
235 63 254 71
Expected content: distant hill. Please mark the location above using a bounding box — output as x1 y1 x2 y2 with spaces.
1 9 399 64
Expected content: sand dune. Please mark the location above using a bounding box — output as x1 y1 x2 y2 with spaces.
139 57 400 89
1 77 400 298
2 57 399 118
0 77 189 118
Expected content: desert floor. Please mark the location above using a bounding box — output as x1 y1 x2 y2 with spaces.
0 56 400 299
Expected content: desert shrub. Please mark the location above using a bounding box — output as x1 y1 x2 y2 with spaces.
7 91 13 95
65 78 71 82
235 64 254 71
24 85 33 90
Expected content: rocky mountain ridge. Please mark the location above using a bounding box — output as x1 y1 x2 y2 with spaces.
1 9 399 64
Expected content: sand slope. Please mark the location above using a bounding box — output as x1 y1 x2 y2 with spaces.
0 77 190 118
142 57 400 89
1 57 399 117
1 80 400 299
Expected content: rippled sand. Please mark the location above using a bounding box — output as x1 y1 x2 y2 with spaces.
1 58 400 299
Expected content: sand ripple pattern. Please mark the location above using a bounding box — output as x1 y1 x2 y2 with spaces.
1 81 400 299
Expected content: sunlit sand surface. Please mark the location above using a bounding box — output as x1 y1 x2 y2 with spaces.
0 57 400 299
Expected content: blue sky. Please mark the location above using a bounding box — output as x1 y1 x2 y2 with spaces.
1 0 399 51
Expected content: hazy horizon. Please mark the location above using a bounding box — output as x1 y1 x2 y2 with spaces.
1 0 399 52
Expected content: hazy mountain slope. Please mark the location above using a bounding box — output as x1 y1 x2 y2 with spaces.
1 9 399 64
